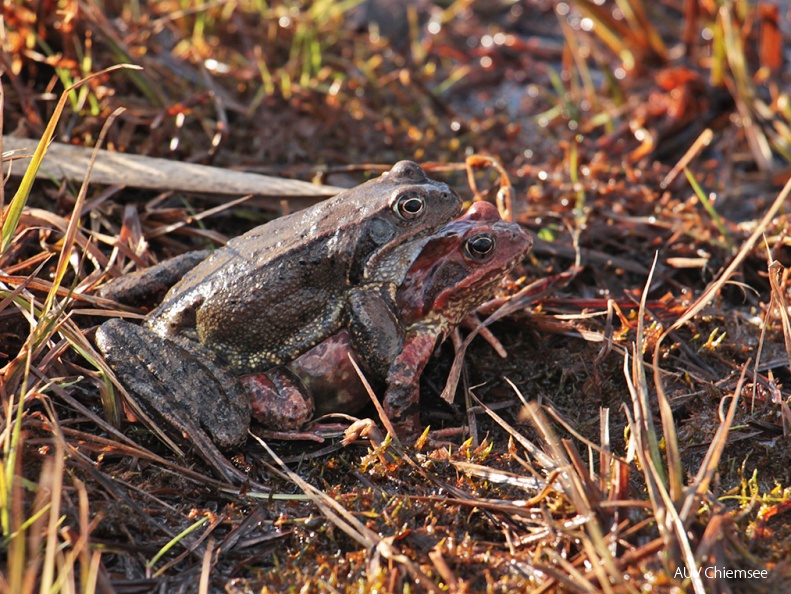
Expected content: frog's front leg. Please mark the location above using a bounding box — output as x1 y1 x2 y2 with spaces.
346 283 404 379
98 250 212 307
381 325 442 438
96 319 251 451
348 285 441 436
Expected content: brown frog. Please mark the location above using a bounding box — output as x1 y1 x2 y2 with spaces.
149 160 462 370
97 161 461 451
244 201 533 437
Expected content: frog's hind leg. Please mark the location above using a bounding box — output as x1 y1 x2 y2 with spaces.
96 319 253 485
98 250 211 308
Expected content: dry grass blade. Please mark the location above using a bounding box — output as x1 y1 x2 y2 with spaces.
541 405 630 466
428 545 459 592
718 4 774 172
2 384 27 591
440 272 572 404
651 172 791 491
449 461 564 508
2 135 341 202
74 476 102 593
679 366 746 524
621 354 705 594
40 416 232 492
765 260 791 432
38 398 108 593
571 0 666 70
3 390 102 592
474 388 557 471
15 208 109 269
633 253 675 494
199 538 215 594
768 261 791 371
538 548 599 594
251 435 442 592
43 107 125 317
623 251 740 593
621 354 662 515
644 454 706 594
0 260 48 317
35 400 66 592
143 193 254 241
0 64 140 253
660 128 714 189
521 402 623 593
347 353 399 443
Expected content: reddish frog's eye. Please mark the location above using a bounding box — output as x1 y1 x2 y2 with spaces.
393 191 426 220
465 233 495 260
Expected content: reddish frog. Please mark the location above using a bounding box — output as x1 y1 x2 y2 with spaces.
244 201 533 437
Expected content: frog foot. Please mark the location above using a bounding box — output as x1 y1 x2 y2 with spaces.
96 319 251 451
242 368 315 431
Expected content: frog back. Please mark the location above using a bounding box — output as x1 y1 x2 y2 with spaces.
148 199 360 372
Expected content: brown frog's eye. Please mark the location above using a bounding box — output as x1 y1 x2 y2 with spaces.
465 233 495 260
394 191 425 220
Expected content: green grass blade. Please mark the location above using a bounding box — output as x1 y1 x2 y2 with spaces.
147 516 209 574
683 167 732 248
1 64 140 254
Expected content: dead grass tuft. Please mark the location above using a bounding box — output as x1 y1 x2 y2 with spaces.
4 1 791 591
